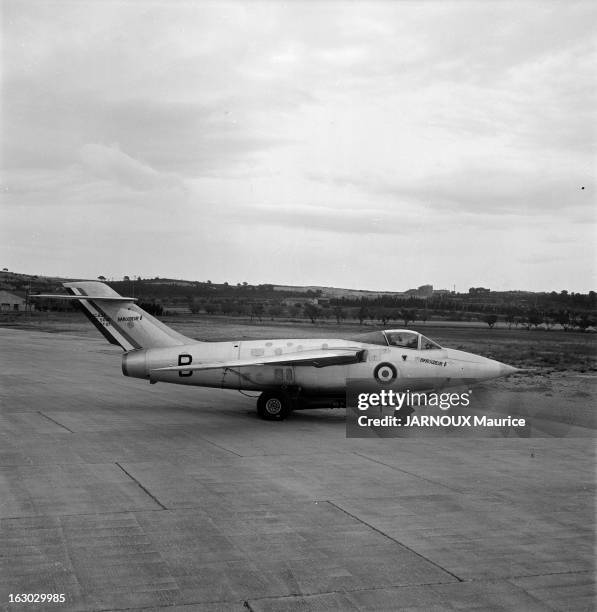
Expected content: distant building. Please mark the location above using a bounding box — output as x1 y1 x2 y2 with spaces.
0 290 29 312
148 280 196 287
404 285 433 298
282 297 320 307
469 287 491 295
163 306 192 315
417 284 433 298
274 285 316 294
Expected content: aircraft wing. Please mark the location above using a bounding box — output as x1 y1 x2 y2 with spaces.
151 347 366 373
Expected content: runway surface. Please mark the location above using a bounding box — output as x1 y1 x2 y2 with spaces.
0 328 594 611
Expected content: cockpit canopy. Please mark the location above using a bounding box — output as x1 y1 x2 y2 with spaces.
348 329 442 351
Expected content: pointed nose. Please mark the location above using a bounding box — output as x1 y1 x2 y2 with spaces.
481 358 519 380
445 349 518 383
481 358 519 381
498 363 519 376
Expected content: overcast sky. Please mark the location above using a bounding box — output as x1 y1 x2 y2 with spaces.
2 0 595 292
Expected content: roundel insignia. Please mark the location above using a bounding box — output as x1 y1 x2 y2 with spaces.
374 362 397 384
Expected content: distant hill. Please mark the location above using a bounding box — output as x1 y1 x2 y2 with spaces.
1 269 595 329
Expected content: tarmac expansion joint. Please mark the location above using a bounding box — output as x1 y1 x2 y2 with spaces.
115 461 168 510
324 499 465 583
37 410 75 433
352 451 466 494
243 579 465 608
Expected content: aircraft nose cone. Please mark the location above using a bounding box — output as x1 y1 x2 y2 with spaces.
498 362 518 376
445 349 518 383
485 359 518 379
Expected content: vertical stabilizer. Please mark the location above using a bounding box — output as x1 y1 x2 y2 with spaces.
63 281 193 351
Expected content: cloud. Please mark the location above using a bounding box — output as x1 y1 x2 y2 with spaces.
309 161 594 218
1 1 595 291
78 143 185 192
227 204 424 235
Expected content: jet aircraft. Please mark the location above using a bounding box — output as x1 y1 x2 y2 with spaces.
33 281 517 420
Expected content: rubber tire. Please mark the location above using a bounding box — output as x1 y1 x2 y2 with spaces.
257 392 292 421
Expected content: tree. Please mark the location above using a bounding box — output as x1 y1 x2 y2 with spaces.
389 308 402 324
268 304 284 320
377 308 391 326
139 302 163 316
333 305 345 324
357 305 369 325
504 312 515 329
525 309 543 330
221 301 234 315
401 309 417 327
576 313 595 331
98 275 106 281
484 314 498 328
304 303 320 324
205 303 218 315
554 310 571 331
543 313 556 330
251 303 264 322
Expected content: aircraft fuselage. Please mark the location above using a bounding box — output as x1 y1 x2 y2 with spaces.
122 336 515 395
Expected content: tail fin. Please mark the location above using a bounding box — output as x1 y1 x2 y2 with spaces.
41 281 193 351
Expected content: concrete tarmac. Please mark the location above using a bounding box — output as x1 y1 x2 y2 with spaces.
0 328 594 611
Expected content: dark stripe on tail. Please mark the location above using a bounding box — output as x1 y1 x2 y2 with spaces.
89 300 142 350
65 287 122 348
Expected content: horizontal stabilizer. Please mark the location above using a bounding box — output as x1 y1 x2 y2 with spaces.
151 348 366 373
31 294 137 301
